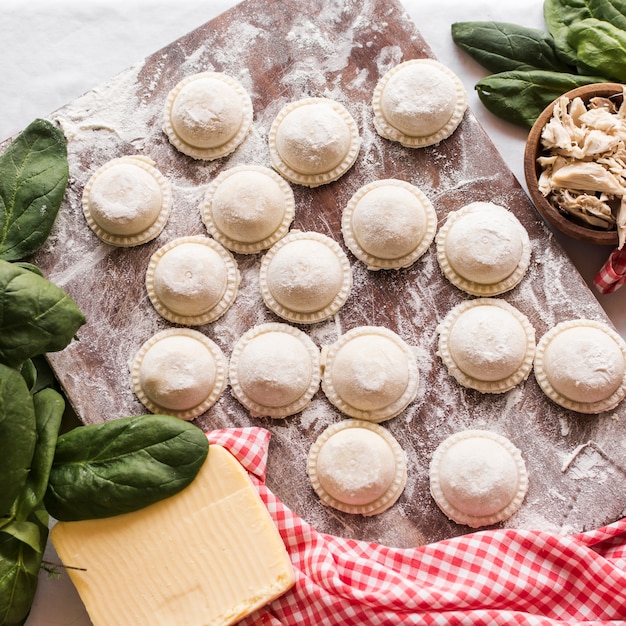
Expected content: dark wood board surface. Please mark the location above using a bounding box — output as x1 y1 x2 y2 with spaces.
25 0 626 548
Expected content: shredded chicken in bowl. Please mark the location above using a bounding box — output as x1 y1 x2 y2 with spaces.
537 88 626 248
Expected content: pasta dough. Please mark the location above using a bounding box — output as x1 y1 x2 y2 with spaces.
437 298 536 394
259 230 352 323
82 155 172 247
534 319 626 414
131 328 227 421
429 430 528 528
341 179 437 270
201 165 295 253
145 235 240 326
436 201 531 296
307 419 407 516
321 326 419 422
372 59 467 148
268 97 360 186
229 322 321 418
162 72 253 160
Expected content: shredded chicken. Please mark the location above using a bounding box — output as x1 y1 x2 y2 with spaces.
550 189 615 229
537 87 626 247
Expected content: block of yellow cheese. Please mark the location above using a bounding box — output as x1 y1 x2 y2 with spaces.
50 444 295 625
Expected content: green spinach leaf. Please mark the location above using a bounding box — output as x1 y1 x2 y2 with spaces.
1 520 43 553
0 364 36 517
543 0 593 65
18 361 37 393
27 356 57 395
0 508 48 626
12 389 64 522
44 414 209 521
451 21 573 73
588 0 626 30
0 119 69 261
475 69 606 127
0 260 86 367
567 17 626 80
12 263 43 277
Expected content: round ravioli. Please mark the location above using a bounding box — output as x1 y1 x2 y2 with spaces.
307 419 407 516
429 429 528 528
229 322 321 418
437 298 535 394
321 326 419 422
82 155 172 247
372 59 467 148
146 235 240 326
259 230 352 324
202 165 295 253
268 97 361 187
162 71 253 160
436 201 531 296
534 319 626 414
341 179 437 270
131 328 227 420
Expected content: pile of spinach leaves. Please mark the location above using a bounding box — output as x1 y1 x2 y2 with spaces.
0 120 209 626
451 0 626 127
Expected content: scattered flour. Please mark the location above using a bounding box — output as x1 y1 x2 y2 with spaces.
34 0 626 547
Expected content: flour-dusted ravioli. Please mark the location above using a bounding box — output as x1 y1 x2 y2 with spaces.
202 165 295 254
307 419 407 516
321 326 419 422
429 430 529 529
437 298 535 394
372 59 467 148
146 235 240 326
229 322 321 418
534 319 626 414
162 72 253 160
268 97 360 187
131 328 228 421
82 155 172 247
436 201 531 296
341 178 437 270
259 230 352 324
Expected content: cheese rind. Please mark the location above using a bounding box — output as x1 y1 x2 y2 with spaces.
51 444 295 626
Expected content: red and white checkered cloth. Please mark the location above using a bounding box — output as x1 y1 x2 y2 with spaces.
594 247 626 294
207 427 626 626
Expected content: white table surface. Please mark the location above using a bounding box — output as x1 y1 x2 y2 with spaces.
2 0 623 623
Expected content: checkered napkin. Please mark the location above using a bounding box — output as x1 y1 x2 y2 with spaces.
594 247 626 294
207 427 626 626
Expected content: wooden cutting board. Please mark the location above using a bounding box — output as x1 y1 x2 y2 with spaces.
29 0 626 547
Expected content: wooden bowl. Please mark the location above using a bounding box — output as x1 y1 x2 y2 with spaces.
523 82 624 246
